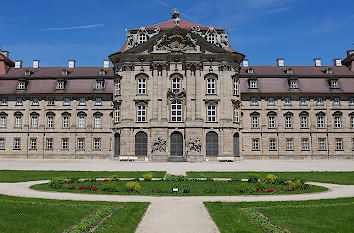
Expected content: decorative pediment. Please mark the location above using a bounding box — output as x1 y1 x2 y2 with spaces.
167 88 186 100
154 32 198 52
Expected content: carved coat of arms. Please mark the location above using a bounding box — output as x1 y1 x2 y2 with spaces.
154 33 197 52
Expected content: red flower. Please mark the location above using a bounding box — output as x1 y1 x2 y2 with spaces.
256 189 264 193
104 179 109 182
267 188 275 192
91 186 98 191
227 180 231 182
66 180 71 184
77 186 85 190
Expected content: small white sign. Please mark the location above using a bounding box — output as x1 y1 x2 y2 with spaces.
172 188 179 192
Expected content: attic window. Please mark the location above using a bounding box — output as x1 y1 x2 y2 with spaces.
330 79 339 89
17 81 26 90
246 68 254 74
99 69 107 76
24 70 32 76
207 33 216 44
95 80 104 89
249 79 258 89
289 79 298 89
56 80 66 90
323 68 333 75
285 68 294 74
138 33 148 44
62 69 69 75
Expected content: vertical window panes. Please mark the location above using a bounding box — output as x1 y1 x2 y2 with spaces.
233 78 239 95
233 106 239 123
94 138 101 151
251 116 259 128
16 98 23 106
336 138 343 150
137 78 146 94
137 105 146 122
79 98 86 105
301 116 308 128
0 116 6 128
32 98 39 106
171 100 182 122
94 116 102 128
95 98 102 105
317 116 325 128
62 138 68 150
15 116 22 128
115 79 120 95
334 116 341 128
286 139 293 151
285 116 292 128
333 98 340 105
267 98 275 105
77 138 85 150
14 138 21 150
251 98 258 105
46 138 53 150
1 98 7 105
114 106 120 123
268 116 275 128
0 138 5 150
48 98 55 106
207 78 216 94
207 105 217 122
302 138 309 151
31 115 38 128
269 139 276 151
319 138 326 150
317 98 323 105
284 98 291 105
78 116 85 128
30 138 37 150
62 116 69 128
63 98 70 106
172 77 181 92
252 139 259 151
47 116 54 128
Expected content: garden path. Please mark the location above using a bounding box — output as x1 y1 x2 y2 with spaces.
0 181 354 233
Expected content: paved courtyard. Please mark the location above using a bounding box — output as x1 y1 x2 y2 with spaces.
0 159 353 175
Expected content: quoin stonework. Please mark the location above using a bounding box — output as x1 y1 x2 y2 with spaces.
0 11 354 161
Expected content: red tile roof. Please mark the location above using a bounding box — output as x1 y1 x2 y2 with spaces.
131 19 223 31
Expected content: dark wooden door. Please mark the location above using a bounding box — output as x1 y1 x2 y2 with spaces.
114 133 120 156
234 133 240 157
206 132 218 156
170 132 183 156
135 132 148 156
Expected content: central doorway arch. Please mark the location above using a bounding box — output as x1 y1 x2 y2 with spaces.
170 132 183 156
135 131 148 157
206 131 218 156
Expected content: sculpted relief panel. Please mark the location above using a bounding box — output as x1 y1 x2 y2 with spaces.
153 33 199 52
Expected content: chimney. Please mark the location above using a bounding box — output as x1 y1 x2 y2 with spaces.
242 59 248 67
314 58 321 67
15 60 23 69
1 51 9 58
104 60 110 68
276 58 284 66
68 60 76 68
333 58 342 67
33 60 39 69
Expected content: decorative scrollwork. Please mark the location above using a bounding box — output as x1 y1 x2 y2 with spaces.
154 33 197 52
167 88 186 101
151 138 167 153
186 137 202 154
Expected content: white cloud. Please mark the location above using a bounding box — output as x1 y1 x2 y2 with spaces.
42 24 104 31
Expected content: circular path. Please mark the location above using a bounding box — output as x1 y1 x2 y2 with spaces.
0 181 354 233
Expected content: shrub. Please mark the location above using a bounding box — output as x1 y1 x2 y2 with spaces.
235 183 252 193
77 186 85 190
48 177 66 189
266 174 278 184
125 182 141 192
63 183 76 190
182 185 190 193
87 178 96 182
292 177 305 184
165 174 187 182
267 188 275 192
68 177 80 183
255 181 266 191
143 174 153 181
206 178 214 182
231 177 241 182
247 173 260 183
288 180 303 191
91 186 99 191
110 175 119 181
102 183 120 192
276 177 288 185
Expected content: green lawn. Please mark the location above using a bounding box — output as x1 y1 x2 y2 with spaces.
187 171 354 185
0 194 148 233
0 170 166 182
205 197 354 233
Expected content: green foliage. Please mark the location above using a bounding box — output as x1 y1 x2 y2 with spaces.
68 177 80 183
266 174 278 184
125 182 141 192
235 183 253 193
48 177 65 189
275 177 288 185
142 174 153 181
165 174 187 182
248 173 260 183
288 180 303 191
110 175 119 181
231 177 241 182
70 206 112 233
101 183 119 192
182 185 190 193
255 181 266 191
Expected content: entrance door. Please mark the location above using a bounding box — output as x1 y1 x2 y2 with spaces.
170 132 183 156
206 131 218 156
135 131 148 156
234 133 240 157
114 133 120 156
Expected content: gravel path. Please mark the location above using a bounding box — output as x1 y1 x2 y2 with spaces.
0 181 354 233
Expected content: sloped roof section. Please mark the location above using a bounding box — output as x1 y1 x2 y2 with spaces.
131 19 223 31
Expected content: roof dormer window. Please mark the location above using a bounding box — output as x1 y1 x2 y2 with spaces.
249 79 258 89
138 33 148 44
329 79 339 89
289 79 298 89
24 69 32 76
246 68 254 74
17 81 26 90
99 69 107 76
56 80 65 90
95 80 104 89
62 69 69 76
323 68 333 75
285 68 294 74
207 33 216 44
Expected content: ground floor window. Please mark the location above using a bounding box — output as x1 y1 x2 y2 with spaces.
269 139 276 151
206 132 218 156
286 139 293 151
336 138 343 151
319 138 326 150
77 138 85 151
302 138 309 151
135 131 148 156
62 138 68 150
94 138 101 151
252 139 259 151
46 138 53 150
14 138 20 150
30 138 37 150
0 138 4 150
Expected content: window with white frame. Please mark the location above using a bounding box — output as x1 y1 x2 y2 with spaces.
0 116 6 128
207 77 216 94
137 105 146 122
249 79 257 89
48 98 55 106
77 138 85 151
57 80 65 90
316 116 324 128
14 138 20 150
251 98 258 105
17 81 26 90
93 138 101 151
171 100 182 122
233 106 239 123
284 98 291 105
289 80 298 89
30 138 37 150
31 115 38 128
172 77 181 92
95 80 104 89
333 98 340 105
269 139 276 151
350 98 354 105
207 105 217 122
138 33 147 44
15 115 22 128
331 80 338 88
115 79 121 95
286 139 293 151
268 116 275 128
78 115 86 128
334 116 341 128
267 98 275 105
1 98 7 106
336 138 343 150
16 98 23 106
0 138 4 150
351 116 354 128
319 138 326 150
61 138 68 150
137 78 146 94
94 115 102 128
302 138 309 151
63 98 70 106
32 98 39 106
300 116 308 128
62 116 70 128
300 98 307 105
207 33 216 44
46 138 53 150
114 105 120 123
316 98 324 105
233 78 239 95
47 115 54 128
285 116 292 128
252 139 259 151
79 98 86 106
95 98 102 106
251 116 259 128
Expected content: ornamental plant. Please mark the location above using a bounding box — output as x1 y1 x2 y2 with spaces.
255 181 266 192
165 174 187 182
91 186 99 191
182 185 190 193
143 174 153 181
247 173 260 183
77 186 86 190
288 180 303 191
102 183 119 192
266 174 278 184
110 175 119 181
267 188 275 192
125 181 141 192
48 177 66 189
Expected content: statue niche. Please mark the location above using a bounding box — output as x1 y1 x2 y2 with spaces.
154 33 198 52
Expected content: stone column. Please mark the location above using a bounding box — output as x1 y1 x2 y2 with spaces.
161 64 168 122
152 64 158 122
195 64 202 121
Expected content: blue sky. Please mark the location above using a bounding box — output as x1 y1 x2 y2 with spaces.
1 0 353 67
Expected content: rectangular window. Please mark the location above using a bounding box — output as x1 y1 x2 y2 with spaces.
30 138 37 150
1 98 7 106
317 116 325 128
233 79 239 95
0 116 6 128
47 116 54 128
63 98 70 106
57 81 64 89
115 79 120 95
172 77 181 92
137 105 146 122
285 116 292 128
171 100 182 122
15 116 22 128
300 98 307 105
61 138 68 150
137 78 146 94
233 106 239 123
252 139 259 151
31 116 38 128
95 80 104 89
77 138 85 151
0 138 5 150
62 116 69 128
207 78 216 94
249 80 257 89
207 105 217 122
300 116 308 128
16 98 23 106
48 98 55 106
351 116 354 128
32 98 39 106
94 116 102 128
334 116 341 128
251 116 258 128
79 98 86 106
94 138 101 151
14 138 21 150
267 98 275 105
17 81 26 90
316 98 324 105
333 98 340 105
336 138 343 150
350 98 354 105
284 98 291 105
302 138 309 151
352 138 354 151
286 139 293 151
289 80 298 89
331 80 338 88
251 98 258 105
268 116 275 128
46 138 53 150
319 138 326 151
269 139 276 151
114 106 120 123
78 116 85 128
95 98 102 105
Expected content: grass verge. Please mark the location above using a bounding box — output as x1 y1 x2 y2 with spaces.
187 171 354 185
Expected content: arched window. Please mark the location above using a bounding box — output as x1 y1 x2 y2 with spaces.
267 111 277 128
171 100 182 122
0 112 7 128
172 77 181 92
77 112 87 128
46 112 55 129
30 112 39 128
135 131 148 156
333 111 342 129
207 33 216 44
138 33 148 44
61 112 71 129
93 112 103 128
299 111 309 129
206 131 218 156
14 112 23 128
170 132 183 156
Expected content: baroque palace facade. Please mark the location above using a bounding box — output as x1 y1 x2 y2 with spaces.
0 11 353 160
